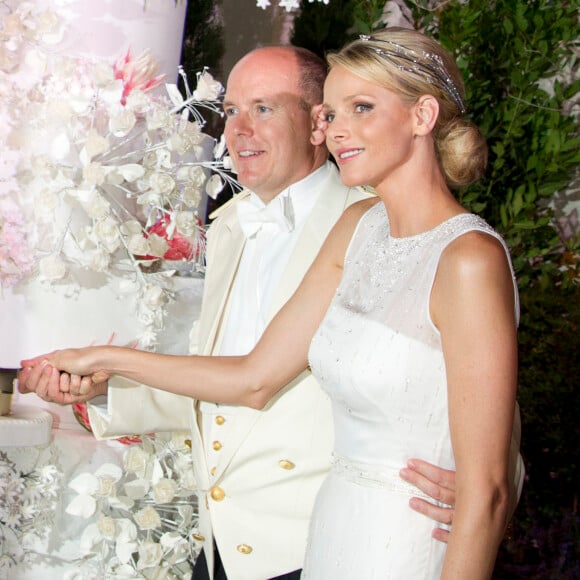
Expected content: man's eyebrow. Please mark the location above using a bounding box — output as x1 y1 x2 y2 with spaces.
223 96 278 108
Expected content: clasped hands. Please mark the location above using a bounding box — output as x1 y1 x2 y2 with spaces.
19 348 110 404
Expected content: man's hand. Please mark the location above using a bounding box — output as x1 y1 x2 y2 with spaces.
18 363 107 404
400 458 456 543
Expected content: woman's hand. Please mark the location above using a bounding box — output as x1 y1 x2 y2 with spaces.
21 347 111 395
18 362 108 403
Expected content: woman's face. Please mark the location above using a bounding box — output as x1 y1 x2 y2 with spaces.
323 65 417 192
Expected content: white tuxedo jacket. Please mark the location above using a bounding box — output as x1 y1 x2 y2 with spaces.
89 166 369 580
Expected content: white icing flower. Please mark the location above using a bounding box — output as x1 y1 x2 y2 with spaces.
124 446 150 477
94 217 121 253
193 70 223 101
82 163 106 186
127 233 150 256
134 506 161 530
149 172 176 195
38 255 66 280
89 248 111 272
109 108 137 137
152 478 177 504
97 516 118 539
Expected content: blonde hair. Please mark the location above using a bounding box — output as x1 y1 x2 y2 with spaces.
327 27 488 187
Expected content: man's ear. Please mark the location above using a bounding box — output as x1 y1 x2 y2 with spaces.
310 104 327 146
414 95 439 136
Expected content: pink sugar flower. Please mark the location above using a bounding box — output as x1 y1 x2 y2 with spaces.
113 49 165 105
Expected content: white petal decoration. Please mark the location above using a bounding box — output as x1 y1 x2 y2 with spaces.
95 463 123 481
165 83 184 108
66 494 97 519
116 164 146 182
79 523 102 553
116 540 138 565
206 174 224 199
50 131 70 160
124 479 149 500
213 134 226 159
116 518 138 542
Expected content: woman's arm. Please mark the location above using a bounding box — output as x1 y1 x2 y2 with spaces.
431 231 518 579
21 200 375 409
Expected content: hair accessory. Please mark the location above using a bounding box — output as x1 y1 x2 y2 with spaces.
359 35 466 114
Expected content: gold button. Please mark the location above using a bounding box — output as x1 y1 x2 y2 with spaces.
210 466 217 476
212 440 222 451
184 439 192 449
278 459 296 470
237 544 253 554
215 415 225 425
210 486 225 501
192 533 205 541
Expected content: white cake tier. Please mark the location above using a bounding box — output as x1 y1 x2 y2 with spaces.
0 404 53 447
0 277 146 367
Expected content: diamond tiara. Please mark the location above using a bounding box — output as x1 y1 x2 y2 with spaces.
359 35 466 114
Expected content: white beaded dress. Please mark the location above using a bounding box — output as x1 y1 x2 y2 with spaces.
303 202 518 579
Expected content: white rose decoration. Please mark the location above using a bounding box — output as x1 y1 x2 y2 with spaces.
182 186 202 208
83 129 110 161
149 172 175 195
97 516 118 540
98 476 118 498
83 162 106 186
146 108 172 131
109 108 137 137
35 189 59 216
145 233 168 258
152 478 177 505
134 506 161 530
125 89 149 113
89 248 110 272
127 233 150 256
39 255 66 280
93 62 115 87
94 217 120 253
80 190 111 219
175 211 198 237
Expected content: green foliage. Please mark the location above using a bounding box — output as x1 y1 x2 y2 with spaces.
414 0 579 292
291 0 355 58
351 0 388 34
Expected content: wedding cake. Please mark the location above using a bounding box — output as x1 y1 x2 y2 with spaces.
0 0 211 431
0 0 191 370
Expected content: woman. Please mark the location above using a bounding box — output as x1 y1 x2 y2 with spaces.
22 28 518 578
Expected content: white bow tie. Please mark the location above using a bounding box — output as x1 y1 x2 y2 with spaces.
237 195 295 239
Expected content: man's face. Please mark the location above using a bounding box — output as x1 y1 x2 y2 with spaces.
223 48 319 203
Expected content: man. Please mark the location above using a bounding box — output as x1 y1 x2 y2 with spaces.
21 46 523 580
